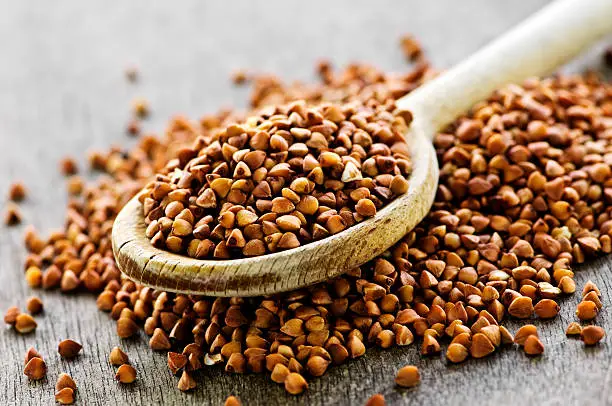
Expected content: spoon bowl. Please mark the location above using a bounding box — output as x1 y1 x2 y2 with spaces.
112 123 438 296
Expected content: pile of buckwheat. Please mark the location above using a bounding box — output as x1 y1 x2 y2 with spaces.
5 36 612 403
141 101 413 258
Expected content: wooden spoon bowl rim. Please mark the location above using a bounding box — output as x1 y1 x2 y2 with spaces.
111 124 438 296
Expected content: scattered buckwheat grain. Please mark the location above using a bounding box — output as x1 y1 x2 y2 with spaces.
8 181 27 201
566 322 582 336
58 339 82 358
365 393 386 406
133 98 150 118
109 347 129 366
231 69 248 85
4 202 21 225
115 364 137 384
125 66 139 82
581 325 605 345
127 119 141 136
225 395 242 406
26 296 43 315
60 157 78 176
395 365 420 388
55 388 75 405
24 355 46 380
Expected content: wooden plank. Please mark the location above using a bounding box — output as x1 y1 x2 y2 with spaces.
3 0 612 405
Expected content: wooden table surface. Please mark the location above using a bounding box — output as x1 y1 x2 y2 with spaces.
2 1 612 405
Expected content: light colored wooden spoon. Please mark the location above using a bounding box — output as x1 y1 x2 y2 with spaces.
112 0 612 297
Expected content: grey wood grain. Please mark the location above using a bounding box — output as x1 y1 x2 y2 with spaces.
1 0 611 405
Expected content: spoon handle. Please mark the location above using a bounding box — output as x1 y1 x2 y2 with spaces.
398 0 612 136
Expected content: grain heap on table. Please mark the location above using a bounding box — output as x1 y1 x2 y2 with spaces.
3 36 611 402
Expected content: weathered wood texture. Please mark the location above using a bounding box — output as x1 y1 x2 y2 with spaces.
1 1 612 405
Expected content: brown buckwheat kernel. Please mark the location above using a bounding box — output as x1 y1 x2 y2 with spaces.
133 98 150 118
566 322 582 336
231 69 248 85
60 157 78 176
26 296 44 315
58 339 83 358
534 299 560 319
446 343 469 363
55 388 75 405
24 347 41 366
284 372 308 395
225 395 242 406
125 66 139 82
399 35 423 62
395 365 420 388
109 347 129 366
365 393 386 406
177 370 197 391
8 181 27 201
4 306 20 325
25 266 42 288
514 325 538 346
4 202 22 225
115 364 137 384
24 356 47 380
581 325 605 345
67 176 84 196
127 119 141 136
15 313 37 334
576 300 598 321
523 335 545 356
582 280 601 297
56 373 77 392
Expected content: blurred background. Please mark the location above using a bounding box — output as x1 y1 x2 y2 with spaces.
1 1 557 152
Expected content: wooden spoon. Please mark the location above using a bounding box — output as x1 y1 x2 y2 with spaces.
112 0 612 297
